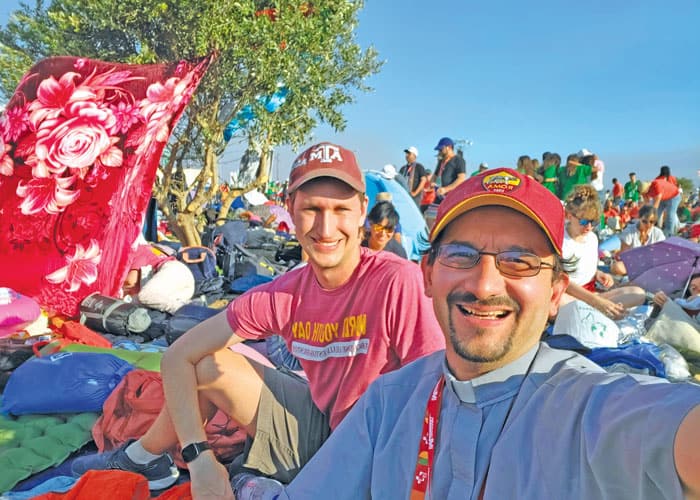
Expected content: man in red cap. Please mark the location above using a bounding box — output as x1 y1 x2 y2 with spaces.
71 142 444 497
281 168 700 499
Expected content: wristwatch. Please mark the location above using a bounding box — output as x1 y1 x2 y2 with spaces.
181 441 211 463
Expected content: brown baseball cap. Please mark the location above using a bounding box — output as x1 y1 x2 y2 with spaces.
287 142 365 194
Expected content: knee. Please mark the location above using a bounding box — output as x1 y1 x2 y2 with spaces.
610 261 625 276
194 352 224 386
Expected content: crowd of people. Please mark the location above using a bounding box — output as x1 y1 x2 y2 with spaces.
68 141 700 499
392 141 695 238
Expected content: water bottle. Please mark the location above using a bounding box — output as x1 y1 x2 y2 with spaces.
231 472 284 500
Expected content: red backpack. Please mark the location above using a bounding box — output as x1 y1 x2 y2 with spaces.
92 369 246 468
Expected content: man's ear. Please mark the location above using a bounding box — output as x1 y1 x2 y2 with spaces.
421 255 434 297
549 272 570 318
358 194 368 227
285 193 295 215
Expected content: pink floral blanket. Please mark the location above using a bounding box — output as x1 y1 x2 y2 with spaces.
0 56 210 316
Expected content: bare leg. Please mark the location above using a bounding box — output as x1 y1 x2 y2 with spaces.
139 349 266 454
602 286 646 309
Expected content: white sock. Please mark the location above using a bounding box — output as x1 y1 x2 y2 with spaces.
125 440 163 464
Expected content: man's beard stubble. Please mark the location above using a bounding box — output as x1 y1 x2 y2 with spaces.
446 291 521 363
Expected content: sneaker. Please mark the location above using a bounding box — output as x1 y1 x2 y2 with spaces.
71 439 179 490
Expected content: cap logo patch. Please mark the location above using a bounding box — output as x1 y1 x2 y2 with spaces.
482 170 521 193
308 144 343 164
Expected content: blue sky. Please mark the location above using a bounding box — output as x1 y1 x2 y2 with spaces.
2 1 699 186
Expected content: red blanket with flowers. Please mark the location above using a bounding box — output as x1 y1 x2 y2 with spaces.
0 56 210 316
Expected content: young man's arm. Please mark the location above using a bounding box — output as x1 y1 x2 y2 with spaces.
160 312 246 498
674 404 700 499
161 311 244 439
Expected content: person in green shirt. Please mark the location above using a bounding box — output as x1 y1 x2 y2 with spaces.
538 152 561 196
678 199 692 223
624 172 642 202
557 153 596 201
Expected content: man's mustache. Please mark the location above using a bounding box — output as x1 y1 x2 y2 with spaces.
446 291 520 313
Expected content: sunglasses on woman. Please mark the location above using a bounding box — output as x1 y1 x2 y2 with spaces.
371 224 395 235
577 218 598 227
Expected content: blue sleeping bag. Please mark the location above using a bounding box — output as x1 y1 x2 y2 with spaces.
0 352 133 415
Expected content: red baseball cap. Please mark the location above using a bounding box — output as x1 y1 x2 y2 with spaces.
429 168 565 255
287 142 365 194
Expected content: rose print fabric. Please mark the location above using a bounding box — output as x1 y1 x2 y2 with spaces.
0 56 211 316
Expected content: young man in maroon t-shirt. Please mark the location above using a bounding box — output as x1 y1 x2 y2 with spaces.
72 143 444 497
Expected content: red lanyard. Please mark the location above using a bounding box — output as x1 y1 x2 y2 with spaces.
410 355 535 499
410 375 445 500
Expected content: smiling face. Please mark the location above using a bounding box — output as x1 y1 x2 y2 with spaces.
422 206 568 380
689 276 700 297
288 178 367 288
566 211 596 238
368 217 395 250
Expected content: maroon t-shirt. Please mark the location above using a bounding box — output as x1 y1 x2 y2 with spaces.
227 247 445 429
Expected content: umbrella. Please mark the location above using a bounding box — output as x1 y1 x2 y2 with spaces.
620 237 700 296
364 171 428 261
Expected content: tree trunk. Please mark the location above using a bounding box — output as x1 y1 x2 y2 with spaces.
176 212 201 246
217 188 243 224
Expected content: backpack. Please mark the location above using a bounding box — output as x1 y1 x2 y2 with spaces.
165 304 221 345
227 244 282 281
176 246 224 296
93 369 246 468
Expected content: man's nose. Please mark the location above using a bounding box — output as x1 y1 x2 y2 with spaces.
315 210 334 237
468 254 505 299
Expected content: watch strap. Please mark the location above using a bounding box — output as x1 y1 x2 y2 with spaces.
182 440 211 463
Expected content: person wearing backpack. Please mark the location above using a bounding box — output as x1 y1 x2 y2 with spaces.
72 142 445 497
123 240 195 314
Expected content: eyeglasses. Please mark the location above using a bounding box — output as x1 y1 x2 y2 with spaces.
371 223 395 235
435 243 556 277
639 219 656 225
577 218 598 227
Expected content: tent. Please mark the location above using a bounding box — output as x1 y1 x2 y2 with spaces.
363 171 428 261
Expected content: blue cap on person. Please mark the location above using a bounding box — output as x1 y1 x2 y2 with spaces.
434 137 454 150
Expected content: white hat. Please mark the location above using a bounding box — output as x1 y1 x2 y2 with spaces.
380 164 398 179
479 162 488 170
404 146 419 157
578 148 593 157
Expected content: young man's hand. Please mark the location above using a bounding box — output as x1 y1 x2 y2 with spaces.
189 453 235 500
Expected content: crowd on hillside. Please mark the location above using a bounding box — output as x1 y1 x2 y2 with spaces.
386 139 694 240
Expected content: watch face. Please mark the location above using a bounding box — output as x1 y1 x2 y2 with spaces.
182 443 197 462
